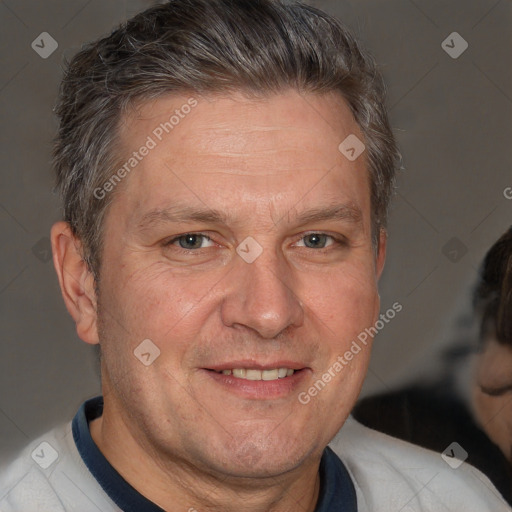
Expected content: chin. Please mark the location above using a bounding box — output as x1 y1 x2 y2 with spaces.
196 431 313 479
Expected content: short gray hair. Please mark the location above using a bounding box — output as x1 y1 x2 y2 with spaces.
53 0 400 279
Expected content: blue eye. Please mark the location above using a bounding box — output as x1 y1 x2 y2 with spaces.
301 233 332 249
167 234 213 250
163 232 346 254
296 233 343 250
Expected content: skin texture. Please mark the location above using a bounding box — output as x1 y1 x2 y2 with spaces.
51 90 386 512
473 336 512 463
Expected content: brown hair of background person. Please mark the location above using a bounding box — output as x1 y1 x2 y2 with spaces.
474 227 512 346
472 227 512 466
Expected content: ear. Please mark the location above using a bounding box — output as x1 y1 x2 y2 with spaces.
50 221 99 345
375 228 387 281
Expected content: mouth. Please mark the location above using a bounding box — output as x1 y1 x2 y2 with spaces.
202 363 309 399
211 367 296 381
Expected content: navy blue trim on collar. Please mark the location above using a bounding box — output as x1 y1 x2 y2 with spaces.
73 396 357 512
72 396 165 512
316 446 358 512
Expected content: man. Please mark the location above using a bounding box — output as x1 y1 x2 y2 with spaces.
0 0 509 510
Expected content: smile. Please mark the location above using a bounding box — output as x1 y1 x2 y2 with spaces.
214 368 295 381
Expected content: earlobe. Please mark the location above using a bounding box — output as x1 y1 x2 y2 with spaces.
50 221 100 345
376 229 387 280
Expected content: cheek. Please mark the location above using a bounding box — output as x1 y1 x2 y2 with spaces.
474 391 512 455
96 263 218 389
303 266 378 388
105 262 218 337
306 263 379 333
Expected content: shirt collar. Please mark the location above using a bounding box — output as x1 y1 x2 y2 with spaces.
73 396 357 512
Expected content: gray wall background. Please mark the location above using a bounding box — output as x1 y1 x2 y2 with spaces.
1 0 511 460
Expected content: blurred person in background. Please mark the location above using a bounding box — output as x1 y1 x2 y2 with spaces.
354 226 512 505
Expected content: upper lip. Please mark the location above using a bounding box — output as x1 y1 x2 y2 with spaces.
205 361 307 371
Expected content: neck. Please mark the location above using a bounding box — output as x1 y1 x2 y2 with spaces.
89 399 322 512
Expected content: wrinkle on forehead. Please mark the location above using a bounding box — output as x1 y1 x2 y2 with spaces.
109 90 370 237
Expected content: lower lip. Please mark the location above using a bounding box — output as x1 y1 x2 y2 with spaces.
203 369 309 400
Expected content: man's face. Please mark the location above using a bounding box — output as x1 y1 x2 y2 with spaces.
473 336 512 462
93 90 384 478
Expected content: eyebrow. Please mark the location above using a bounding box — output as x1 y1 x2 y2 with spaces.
135 203 363 231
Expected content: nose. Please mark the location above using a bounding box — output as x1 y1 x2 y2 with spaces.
220 245 304 339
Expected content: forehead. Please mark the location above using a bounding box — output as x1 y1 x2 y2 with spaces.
112 90 370 226
481 337 512 365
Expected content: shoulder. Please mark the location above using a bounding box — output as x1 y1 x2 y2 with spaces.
329 416 511 512
0 422 119 512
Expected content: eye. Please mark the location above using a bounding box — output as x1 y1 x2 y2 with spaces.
295 233 343 250
165 233 214 250
479 384 512 397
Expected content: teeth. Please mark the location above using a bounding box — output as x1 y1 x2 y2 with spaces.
218 367 296 381
262 369 279 381
246 369 261 380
